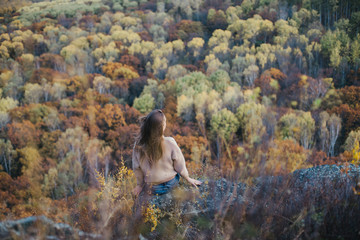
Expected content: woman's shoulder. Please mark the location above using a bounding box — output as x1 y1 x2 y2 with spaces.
163 136 177 145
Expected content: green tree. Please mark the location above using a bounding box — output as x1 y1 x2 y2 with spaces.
194 90 222 122
351 34 360 75
349 11 360 37
256 43 276 70
175 71 211 97
149 25 167 42
177 94 194 122
230 55 247 84
236 100 267 144
211 108 239 162
279 111 315 149
298 111 316 149
211 108 239 142
223 83 244 112
343 130 360 152
320 29 351 86
209 70 231 94
165 64 188 80
133 93 155 114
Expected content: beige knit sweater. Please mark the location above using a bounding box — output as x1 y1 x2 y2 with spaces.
132 136 189 185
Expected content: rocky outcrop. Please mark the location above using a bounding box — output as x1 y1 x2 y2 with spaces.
1 164 360 239
148 164 360 239
0 216 102 240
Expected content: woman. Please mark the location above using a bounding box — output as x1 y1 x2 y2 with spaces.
132 109 202 196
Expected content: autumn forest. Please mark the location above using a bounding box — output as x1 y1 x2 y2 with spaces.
0 0 360 238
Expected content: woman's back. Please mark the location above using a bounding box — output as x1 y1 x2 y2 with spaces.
133 137 188 184
131 109 201 197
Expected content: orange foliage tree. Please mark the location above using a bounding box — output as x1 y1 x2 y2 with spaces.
0 173 32 220
7 120 41 149
39 53 66 71
63 75 90 97
29 68 68 84
255 68 281 97
339 86 360 108
96 103 126 130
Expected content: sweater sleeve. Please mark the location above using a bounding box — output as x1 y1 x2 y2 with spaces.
170 138 189 179
132 146 144 186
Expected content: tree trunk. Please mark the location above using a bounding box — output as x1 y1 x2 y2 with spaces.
216 136 221 168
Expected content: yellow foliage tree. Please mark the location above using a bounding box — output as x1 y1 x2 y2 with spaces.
18 147 43 198
266 139 311 175
102 62 139 80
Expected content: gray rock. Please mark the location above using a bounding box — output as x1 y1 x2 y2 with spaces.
144 164 360 239
2 164 360 239
0 215 102 240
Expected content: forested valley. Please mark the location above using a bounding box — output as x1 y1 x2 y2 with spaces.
0 0 360 238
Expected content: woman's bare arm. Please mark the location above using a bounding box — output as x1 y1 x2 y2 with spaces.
170 138 202 187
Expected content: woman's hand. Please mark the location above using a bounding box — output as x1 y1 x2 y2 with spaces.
185 177 202 188
132 185 143 197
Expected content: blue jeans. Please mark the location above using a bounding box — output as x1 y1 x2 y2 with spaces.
151 173 180 195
